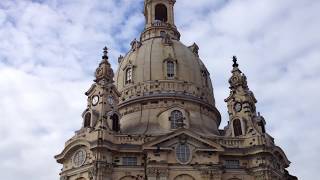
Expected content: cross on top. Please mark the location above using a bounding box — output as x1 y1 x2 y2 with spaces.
102 46 109 59
232 56 239 68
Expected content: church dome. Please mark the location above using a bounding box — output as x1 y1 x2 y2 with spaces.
116 39 215 103
114 0 221 136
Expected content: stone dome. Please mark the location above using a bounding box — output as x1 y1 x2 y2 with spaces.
113 0 221 136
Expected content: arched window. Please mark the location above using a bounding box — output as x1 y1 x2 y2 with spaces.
125 68 132 84
233 119 242 136
155 4 168 22
111 114 120 132
176 144 191 164
170 110 183 129
84 113 91 128
167 61 175 78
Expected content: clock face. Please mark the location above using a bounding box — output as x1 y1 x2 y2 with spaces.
92 95 99 106
234 102 242 112
107 95 114 105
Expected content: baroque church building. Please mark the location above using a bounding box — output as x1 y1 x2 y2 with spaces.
55 0 297 180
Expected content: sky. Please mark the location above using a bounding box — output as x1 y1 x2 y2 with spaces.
0 0 319 179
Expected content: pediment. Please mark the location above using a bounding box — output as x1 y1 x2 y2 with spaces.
142 129 224 152
55 138 90 163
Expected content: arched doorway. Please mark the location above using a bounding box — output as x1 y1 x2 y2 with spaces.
111 114 120 132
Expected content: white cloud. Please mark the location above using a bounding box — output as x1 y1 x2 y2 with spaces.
0 0 319 179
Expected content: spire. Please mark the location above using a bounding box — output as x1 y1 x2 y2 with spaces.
228 56 248 90
94 46 114 83
232 56 239 68
102 46 109 60
226 56 257 115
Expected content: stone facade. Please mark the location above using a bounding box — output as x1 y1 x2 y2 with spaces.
55 0 297 179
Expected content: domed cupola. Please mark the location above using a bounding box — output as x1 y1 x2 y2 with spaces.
142 0 180 41
114 0 221 136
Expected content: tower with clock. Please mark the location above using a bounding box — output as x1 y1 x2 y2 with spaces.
224 56 267 137
83 47 120 132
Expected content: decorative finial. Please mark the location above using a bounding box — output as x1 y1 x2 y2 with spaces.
102 46 108 60
232 56 239 68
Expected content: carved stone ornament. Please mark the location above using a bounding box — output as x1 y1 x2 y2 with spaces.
88 165 98 180
188 43 199 56
198 167 222 180
162 32 173 45
147 167 169 177
118 55 124 63
130 39 142 51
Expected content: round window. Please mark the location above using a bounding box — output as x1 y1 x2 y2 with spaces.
175 144 191 164
73 149 86 167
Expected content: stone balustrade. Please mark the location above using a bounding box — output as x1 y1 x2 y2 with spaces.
120 80 214 105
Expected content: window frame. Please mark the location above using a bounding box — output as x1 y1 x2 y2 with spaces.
163 58 177 80
170 110 184 129
122 157 138 166
225 160 240 169
233 119 243 136
167 61 175 79
155 3 168 22
73 149 87 167
175 143 191 164
84 112 91 128
125 68 133 84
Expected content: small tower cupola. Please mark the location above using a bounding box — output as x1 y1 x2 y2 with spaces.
225 56 257 118
141 0 180 41
94 47 114 83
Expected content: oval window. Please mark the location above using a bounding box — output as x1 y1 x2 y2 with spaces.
73 149 86 167
175 144 191 164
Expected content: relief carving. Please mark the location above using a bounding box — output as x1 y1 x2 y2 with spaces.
147 167 169 177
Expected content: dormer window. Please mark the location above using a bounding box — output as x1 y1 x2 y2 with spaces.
125 68 133 84
167 61 175 78
170 110 184 129
155 4 168 22
122 157 137 166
